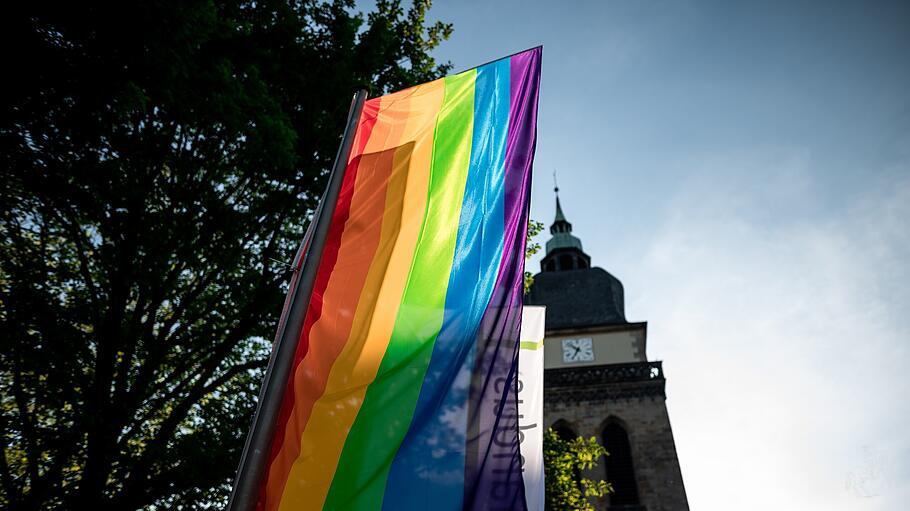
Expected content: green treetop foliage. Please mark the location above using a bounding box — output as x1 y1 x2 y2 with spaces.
524 219 545 293
0 1 450 509
543 428 612 511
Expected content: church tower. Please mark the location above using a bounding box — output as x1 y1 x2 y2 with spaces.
526 190 689 511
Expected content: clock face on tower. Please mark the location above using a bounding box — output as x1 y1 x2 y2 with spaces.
561 338 594 363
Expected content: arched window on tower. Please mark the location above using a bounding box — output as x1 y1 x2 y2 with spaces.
602 421 640 507
558 253 574 271
552 419 576 442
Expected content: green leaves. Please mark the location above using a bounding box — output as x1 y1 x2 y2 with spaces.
524 219 545 294
543 428 612 511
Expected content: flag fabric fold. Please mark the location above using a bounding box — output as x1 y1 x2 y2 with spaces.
258 47 541 511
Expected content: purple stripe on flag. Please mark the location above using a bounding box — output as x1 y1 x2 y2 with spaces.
464 47 541 511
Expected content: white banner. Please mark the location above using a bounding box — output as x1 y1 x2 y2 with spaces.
519 305 546 511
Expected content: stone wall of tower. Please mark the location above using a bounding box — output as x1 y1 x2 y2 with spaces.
544 368 689 511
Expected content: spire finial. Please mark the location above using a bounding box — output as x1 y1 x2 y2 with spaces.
553 169 559 195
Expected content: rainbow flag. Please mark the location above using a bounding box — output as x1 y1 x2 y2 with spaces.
259 47 541 511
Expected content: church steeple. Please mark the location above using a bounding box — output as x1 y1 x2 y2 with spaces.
551 194 572 234
541 185 591 272
527 184 627 326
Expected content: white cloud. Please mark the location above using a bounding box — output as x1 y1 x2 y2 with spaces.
625 152 910 510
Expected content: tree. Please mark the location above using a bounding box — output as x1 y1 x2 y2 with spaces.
0 1 451 509
543 428 611 511
524 219 545 293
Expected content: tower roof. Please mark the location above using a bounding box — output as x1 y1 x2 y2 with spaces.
526 268 627 329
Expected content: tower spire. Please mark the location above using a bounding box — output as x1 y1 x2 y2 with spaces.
551 171 571 234
540 182 590 271
553 170 568 224
554 196 567 224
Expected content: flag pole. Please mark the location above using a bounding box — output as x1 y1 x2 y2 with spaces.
227 89 369 511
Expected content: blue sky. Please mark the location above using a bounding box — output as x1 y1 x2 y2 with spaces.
425 1 909 509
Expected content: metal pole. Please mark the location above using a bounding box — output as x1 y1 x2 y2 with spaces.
227 89 369 511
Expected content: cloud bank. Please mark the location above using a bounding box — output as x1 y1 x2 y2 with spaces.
623 150 910 510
